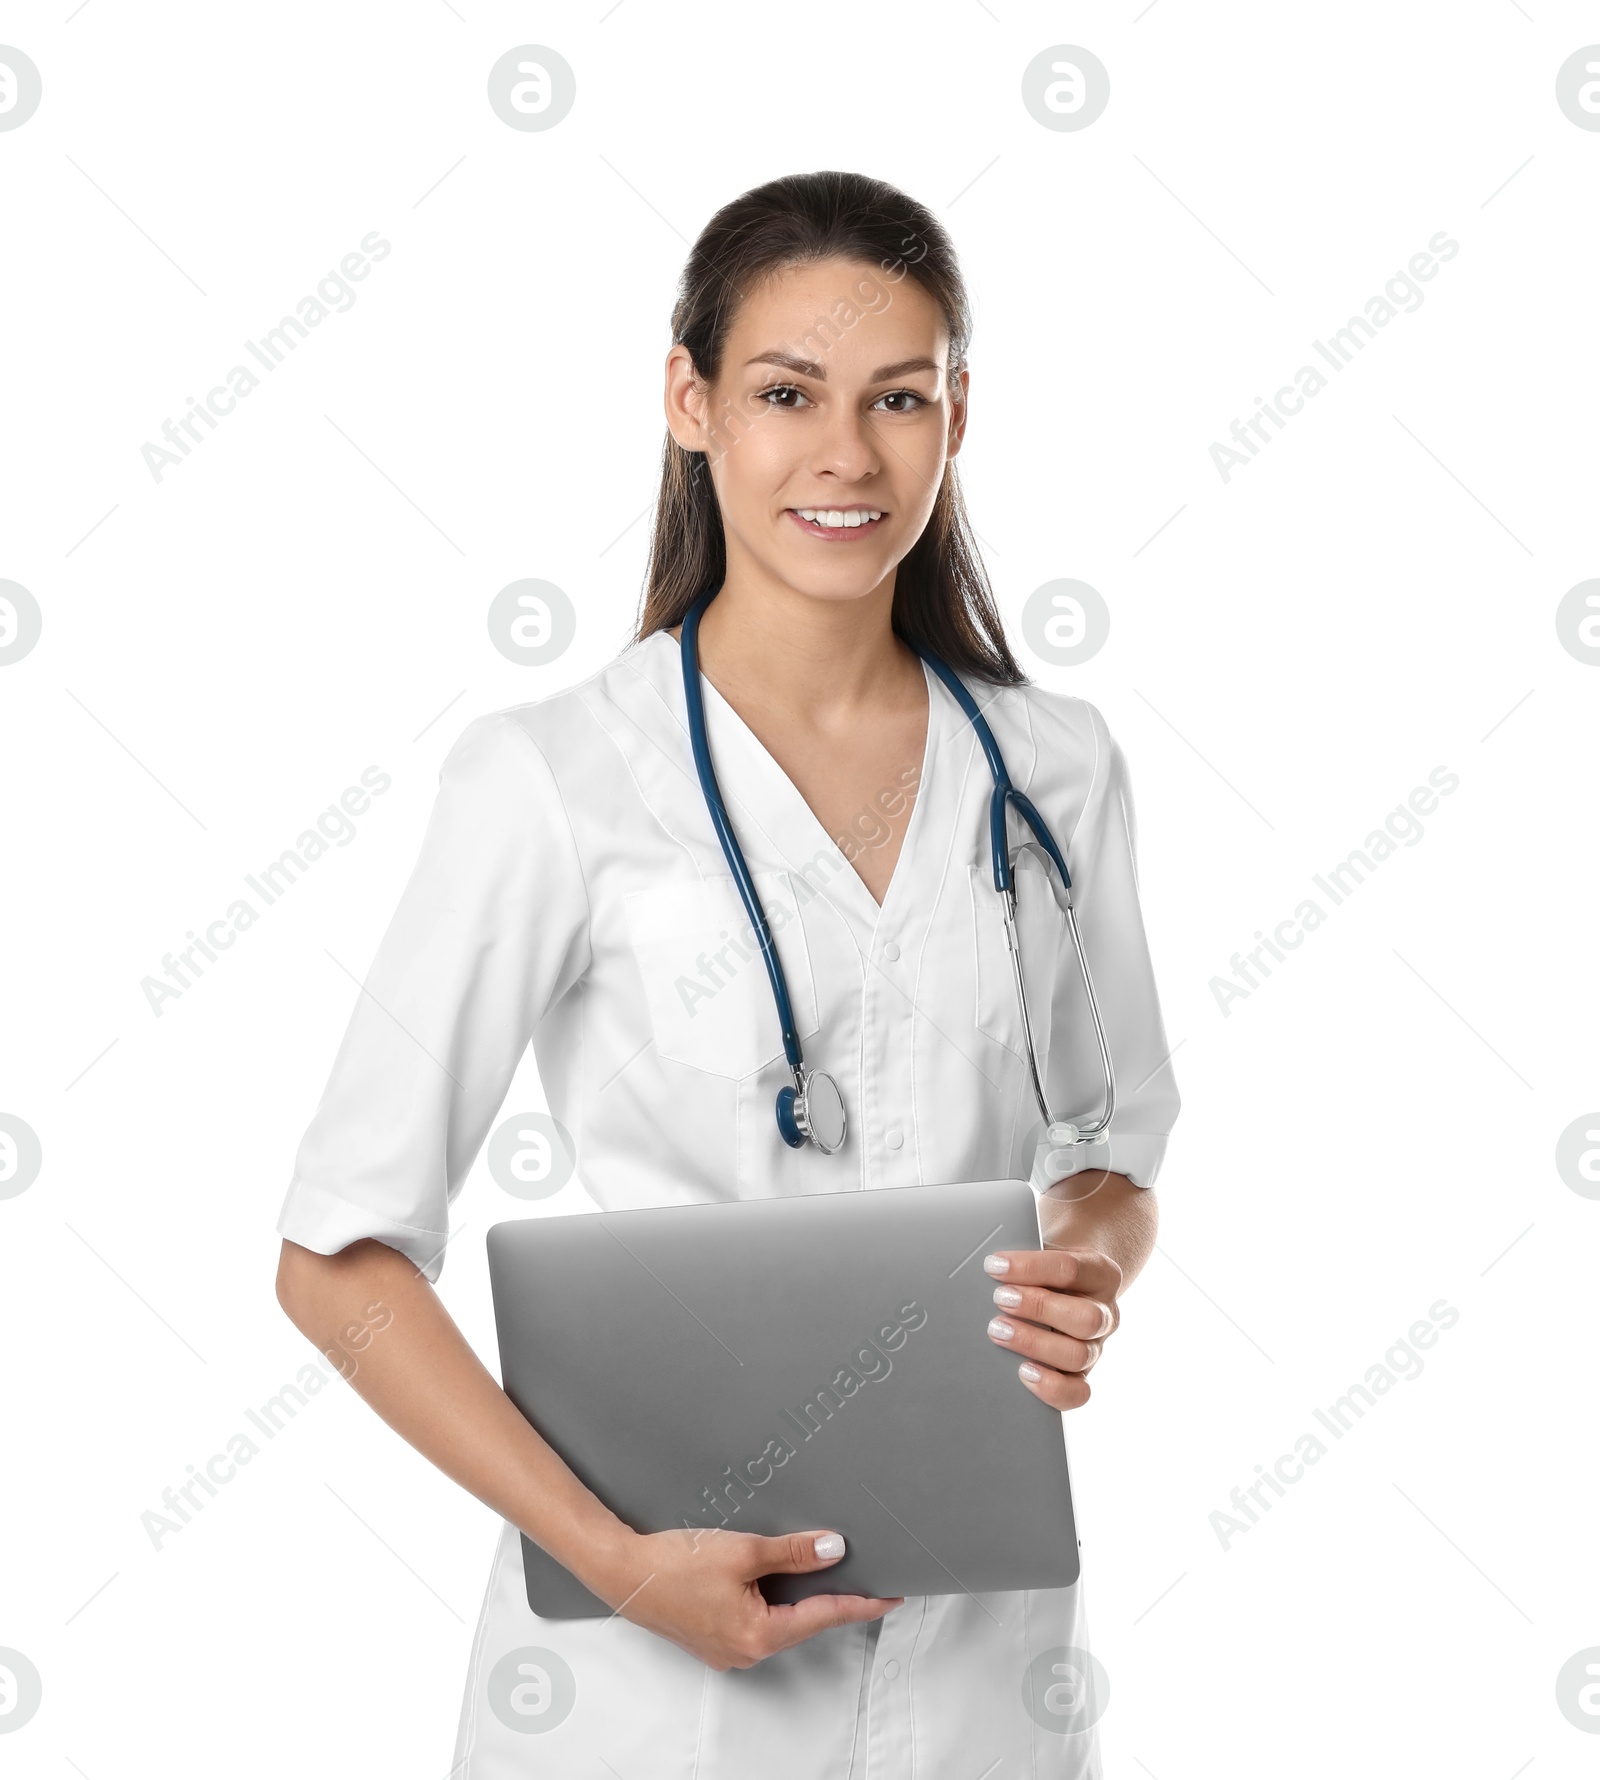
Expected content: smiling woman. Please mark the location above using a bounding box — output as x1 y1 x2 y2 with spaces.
640 174 1019 695
274 168 1180 1780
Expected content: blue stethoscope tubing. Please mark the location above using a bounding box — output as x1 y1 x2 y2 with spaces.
680 584 1116 1155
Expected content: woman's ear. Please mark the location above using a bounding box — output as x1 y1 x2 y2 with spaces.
946 365 970 460
664 344 712 453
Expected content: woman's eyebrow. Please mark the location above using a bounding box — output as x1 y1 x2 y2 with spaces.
744 350 941 381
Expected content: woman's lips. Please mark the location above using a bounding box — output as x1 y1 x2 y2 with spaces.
785 510 887 540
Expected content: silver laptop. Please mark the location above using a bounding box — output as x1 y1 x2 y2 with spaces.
486 1177 1081 1619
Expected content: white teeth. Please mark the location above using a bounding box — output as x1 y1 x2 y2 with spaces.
797 508 882 528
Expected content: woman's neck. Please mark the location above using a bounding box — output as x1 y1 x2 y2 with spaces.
692 564 922 731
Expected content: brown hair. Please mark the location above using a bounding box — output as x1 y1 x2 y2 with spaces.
635 170 1025 684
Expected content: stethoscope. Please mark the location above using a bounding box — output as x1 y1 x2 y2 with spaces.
680 584 1116 1158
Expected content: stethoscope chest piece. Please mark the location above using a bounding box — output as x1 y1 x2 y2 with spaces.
777 1068 847 1154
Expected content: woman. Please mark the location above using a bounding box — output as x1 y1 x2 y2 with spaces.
275 169 1181 1778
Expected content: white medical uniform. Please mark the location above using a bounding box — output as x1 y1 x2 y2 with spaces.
277 626 1181 1778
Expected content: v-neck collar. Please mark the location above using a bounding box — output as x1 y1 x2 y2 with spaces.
648 627 953 933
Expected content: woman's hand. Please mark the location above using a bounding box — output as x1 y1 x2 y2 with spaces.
981 1245 1123 1410
586 1525 903 1671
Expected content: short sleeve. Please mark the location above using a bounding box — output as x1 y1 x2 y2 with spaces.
1035 700 1181 1190
275 711 591 1281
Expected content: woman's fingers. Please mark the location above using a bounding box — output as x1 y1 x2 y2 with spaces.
742 1530 904 1658
984 1247 1122 1409
986 1245 1122 1306
991 1280 1115 1342
745 1528 869 1576
620 1527 904 1670
987 1312 1101 1376
1014 1359 1093 1410
985 1247 1121 1340
762 1590 905 1654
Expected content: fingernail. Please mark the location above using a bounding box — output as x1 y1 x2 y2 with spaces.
992 1284 1022 1308
987 1317 1015 1341
983 1254 1010 1276
1018 1362 1042 1382
814 1532 845 1560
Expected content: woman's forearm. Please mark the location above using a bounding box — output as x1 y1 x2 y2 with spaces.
1037 1169 1158 1291
275 1236 635 1600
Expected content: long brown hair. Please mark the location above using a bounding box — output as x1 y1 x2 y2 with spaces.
636 170 1025 685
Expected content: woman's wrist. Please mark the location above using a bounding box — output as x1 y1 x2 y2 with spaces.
526 1492 642 1606
570 1515 646 1607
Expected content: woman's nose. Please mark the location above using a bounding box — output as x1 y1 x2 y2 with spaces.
811 405 881 480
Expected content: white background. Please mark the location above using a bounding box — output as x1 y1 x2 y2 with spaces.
2 3 1597 1775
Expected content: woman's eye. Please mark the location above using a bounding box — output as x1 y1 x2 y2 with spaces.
755 385 928 414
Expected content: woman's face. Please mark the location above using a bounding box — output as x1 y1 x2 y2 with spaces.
665 254 967 608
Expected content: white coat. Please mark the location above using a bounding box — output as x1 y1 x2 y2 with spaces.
277 625 1181 1777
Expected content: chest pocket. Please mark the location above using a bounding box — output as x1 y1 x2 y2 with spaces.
624 871 819 1080
969 847 1066 1062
